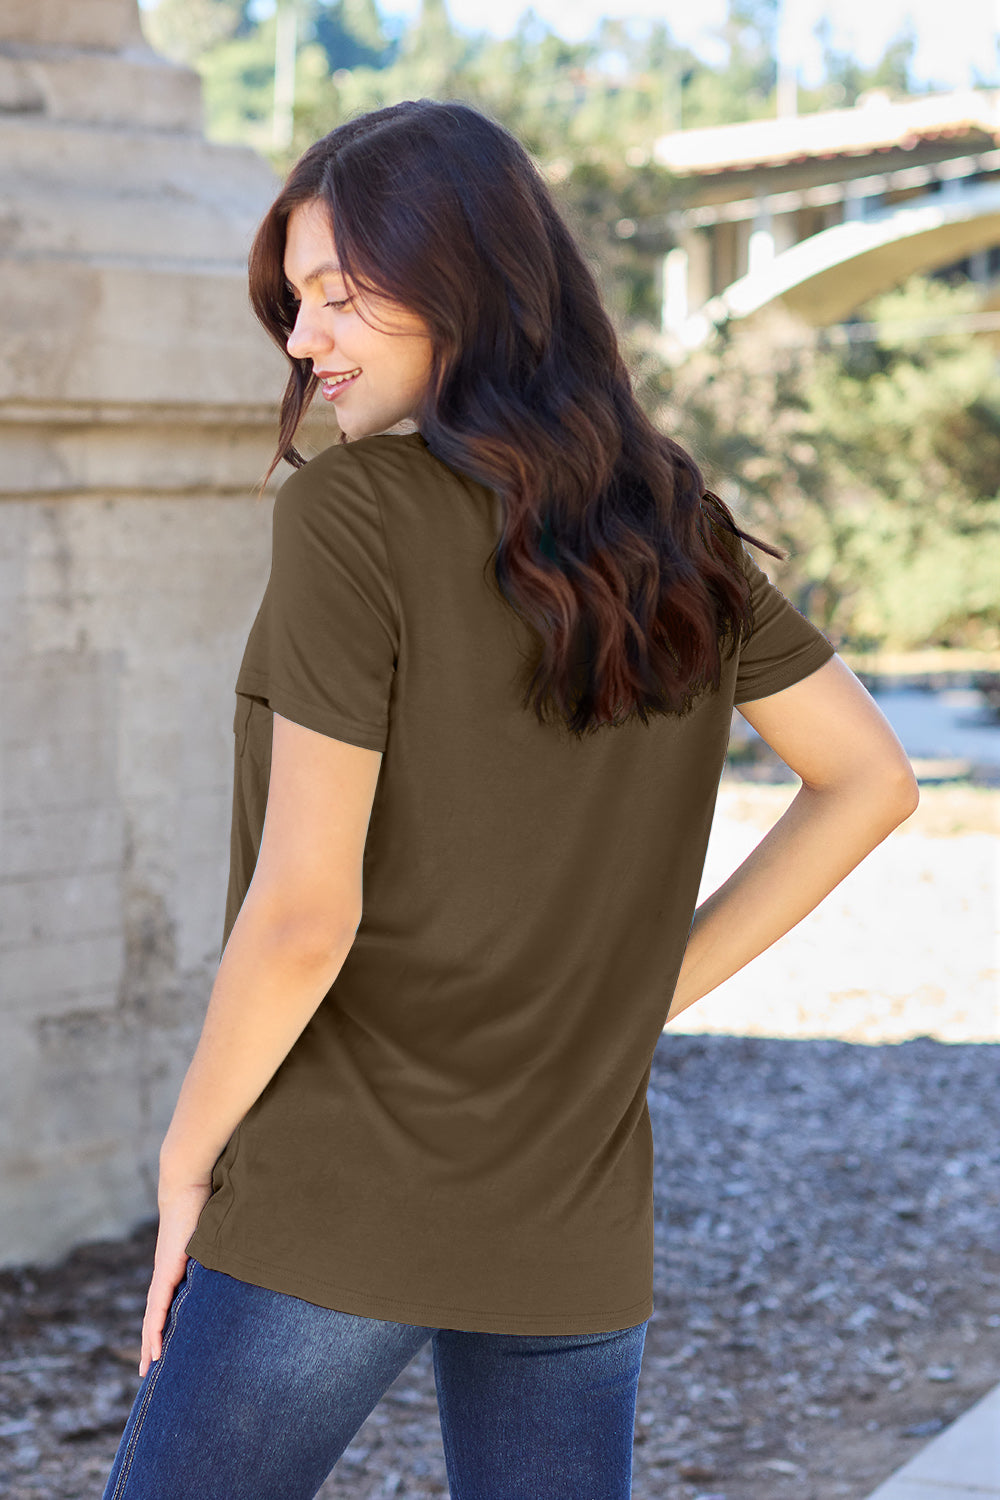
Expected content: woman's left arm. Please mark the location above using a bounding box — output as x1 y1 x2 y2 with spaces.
139 712 382 1377
667 654 920 1024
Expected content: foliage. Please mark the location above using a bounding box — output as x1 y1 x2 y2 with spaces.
811 13 917 110
649 277 1000 651
312 0 397 72
137 0 1000 649
676 0 778 129
139 0 927 171
141 0 249 65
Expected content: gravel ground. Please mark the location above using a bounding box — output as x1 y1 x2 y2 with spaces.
1 782 997 1500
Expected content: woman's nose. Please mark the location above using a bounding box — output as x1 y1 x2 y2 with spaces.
286 306 328 362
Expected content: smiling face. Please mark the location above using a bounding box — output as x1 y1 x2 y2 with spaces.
282 198 435 441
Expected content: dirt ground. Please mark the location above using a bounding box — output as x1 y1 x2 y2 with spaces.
0 780 997 1500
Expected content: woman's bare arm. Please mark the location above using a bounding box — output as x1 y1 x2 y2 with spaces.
157 713 383 1186
139 712 382 1376
667 654 919 1023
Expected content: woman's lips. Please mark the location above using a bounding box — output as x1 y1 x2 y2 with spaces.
318 368 361 400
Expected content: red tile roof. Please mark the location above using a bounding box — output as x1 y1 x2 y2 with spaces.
653 89 1000 175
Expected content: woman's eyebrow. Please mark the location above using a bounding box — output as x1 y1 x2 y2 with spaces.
283 261 343 291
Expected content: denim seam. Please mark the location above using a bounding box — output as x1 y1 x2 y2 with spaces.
109 1260 199 1498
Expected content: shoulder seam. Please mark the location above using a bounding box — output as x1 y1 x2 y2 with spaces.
341 446 405 656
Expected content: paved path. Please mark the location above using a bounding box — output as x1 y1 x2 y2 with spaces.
863 1382 1000 1498
688 779 999 1500
673 780 999 1045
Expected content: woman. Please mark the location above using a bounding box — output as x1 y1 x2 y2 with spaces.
103 98 918 1499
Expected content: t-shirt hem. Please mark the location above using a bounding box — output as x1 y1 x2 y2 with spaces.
185 1232 653 1335
733 635 836 706
235 671 387 752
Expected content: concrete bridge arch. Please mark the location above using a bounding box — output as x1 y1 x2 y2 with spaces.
650 91 1000 349
707 180 1000 330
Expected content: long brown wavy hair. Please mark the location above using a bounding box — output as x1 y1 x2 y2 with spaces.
248 98 782 736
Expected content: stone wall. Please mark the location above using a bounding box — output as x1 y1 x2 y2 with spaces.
0 0 334 1265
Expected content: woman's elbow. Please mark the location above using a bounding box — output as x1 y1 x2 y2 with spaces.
858 750 920 828
882 759 921 824
803 748 920 828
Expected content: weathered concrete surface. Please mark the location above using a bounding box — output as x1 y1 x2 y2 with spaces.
3 0 146 50
0 1 335 1266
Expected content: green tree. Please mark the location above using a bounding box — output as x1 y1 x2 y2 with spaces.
678 0 779 129
138 1 1000 653
311 0 395 72
141 0 248 64
648 277 1000 651
809 14 920 109
191 10 328 152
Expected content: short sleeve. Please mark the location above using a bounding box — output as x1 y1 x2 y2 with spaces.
733 544 836 705
235 446 400 751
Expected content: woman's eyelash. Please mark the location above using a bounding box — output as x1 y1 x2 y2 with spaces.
283 290 351 311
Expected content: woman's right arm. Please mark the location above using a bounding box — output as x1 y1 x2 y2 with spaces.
667 654 920 1023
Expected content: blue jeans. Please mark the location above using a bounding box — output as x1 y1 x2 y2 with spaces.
102 1258 649 1498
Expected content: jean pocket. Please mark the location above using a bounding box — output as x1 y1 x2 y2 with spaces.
160 1259 199 1352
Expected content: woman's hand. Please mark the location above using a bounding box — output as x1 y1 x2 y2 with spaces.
138 1178 213 1379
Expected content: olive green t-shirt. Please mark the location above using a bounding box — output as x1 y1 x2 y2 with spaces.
187 430 836 1334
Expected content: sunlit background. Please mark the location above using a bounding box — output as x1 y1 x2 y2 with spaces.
145 0 1000 86
128 0 1000 1046
1 0 998 1285
0 24 997 1500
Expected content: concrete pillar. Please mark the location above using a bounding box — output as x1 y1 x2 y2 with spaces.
775 0 800 119
937 173 966 202
661 228 714 344
2 0 144 48
272 0 299 150
843 179 873 222
748 198 775 276
772 210 799 255
684 228 714 309
0 0 198 128
0 2 329 1267
661 246 690 334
